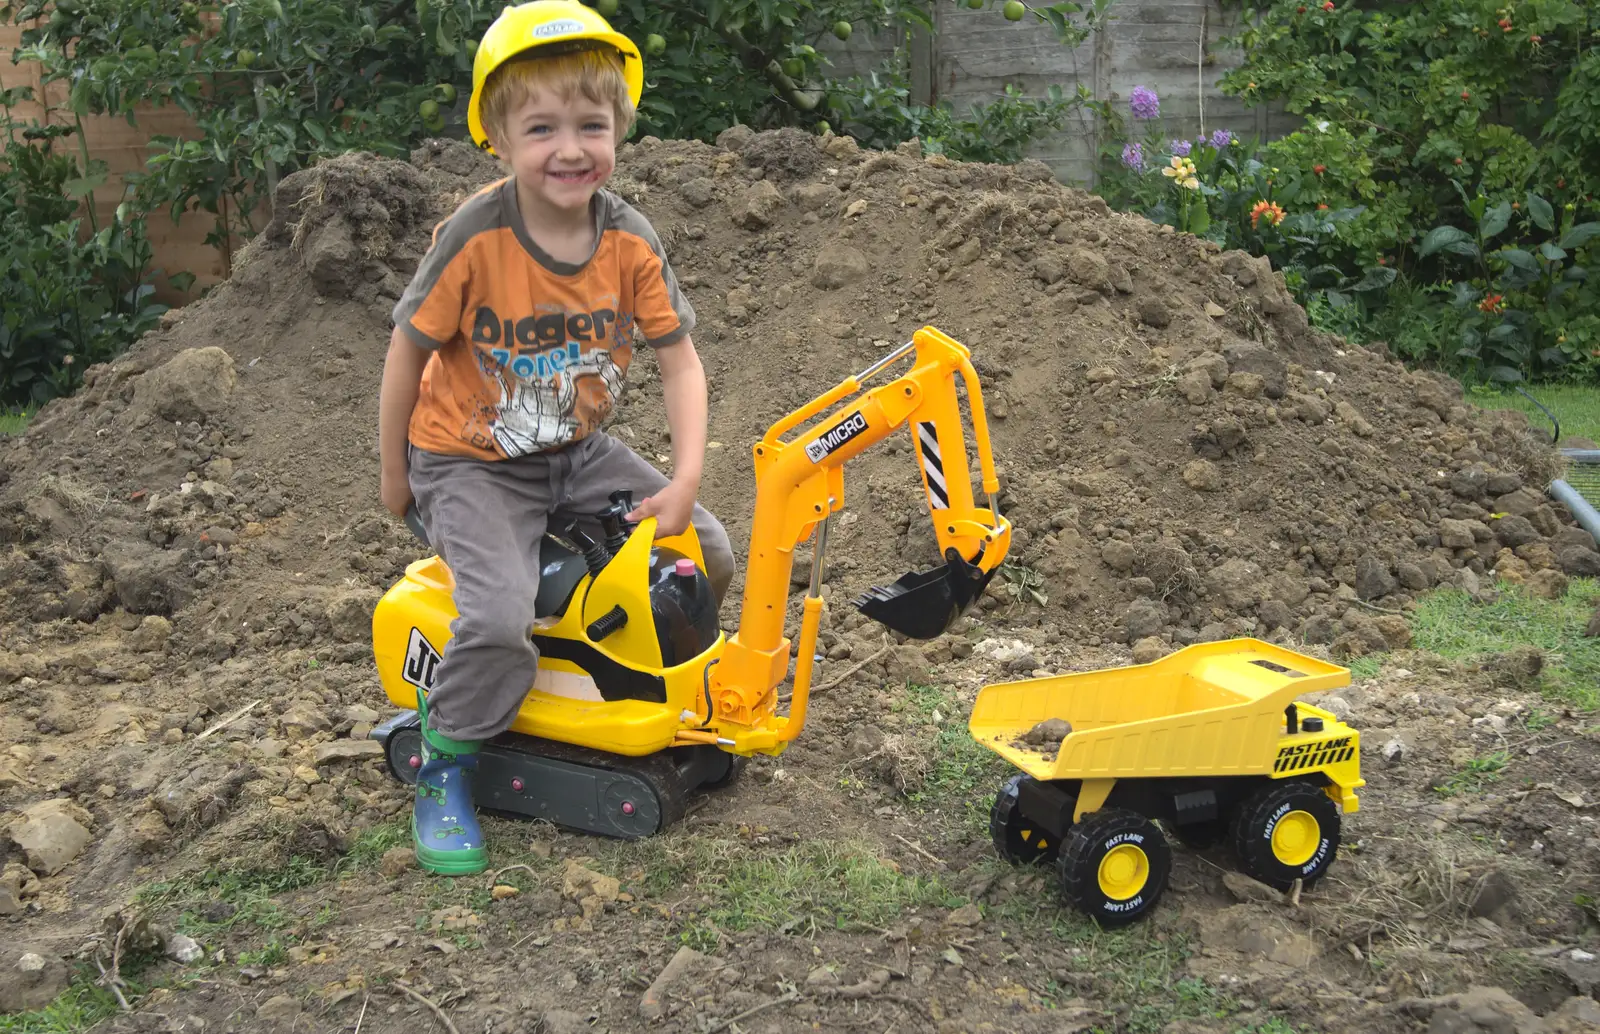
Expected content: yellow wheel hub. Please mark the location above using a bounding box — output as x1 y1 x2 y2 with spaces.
1097 843 1149 901
1271 810 1320 867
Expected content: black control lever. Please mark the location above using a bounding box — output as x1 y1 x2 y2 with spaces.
600 489 637 553
563 521 612 578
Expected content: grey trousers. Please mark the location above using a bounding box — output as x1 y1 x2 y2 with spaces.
407 431 737 741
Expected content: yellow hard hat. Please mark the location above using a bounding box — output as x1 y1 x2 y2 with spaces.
466 0 644 154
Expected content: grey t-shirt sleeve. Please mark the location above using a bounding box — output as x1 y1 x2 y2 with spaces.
390 189 501 349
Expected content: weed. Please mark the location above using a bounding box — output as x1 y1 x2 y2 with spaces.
0 969 136 1034
0 406 33 437
1523 708 1558 732
896 682 1011 831
1347 655 1384 681
598 834 959 940
1435 752 1510 797
1410 579 1600 709
999 561 1049 606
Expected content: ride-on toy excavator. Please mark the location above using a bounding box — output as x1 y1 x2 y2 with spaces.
369 326 1013 838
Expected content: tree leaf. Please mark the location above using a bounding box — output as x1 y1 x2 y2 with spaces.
1479 200 1511 240
1540 242 1567 263
1526 192 1554 231
1487 365 1524 383
1353 265 1397 292
1558 222 1600 250
1419 225 1473 258
1498 248 1539 273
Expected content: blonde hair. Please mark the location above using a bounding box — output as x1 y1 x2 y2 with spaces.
480 46 637 147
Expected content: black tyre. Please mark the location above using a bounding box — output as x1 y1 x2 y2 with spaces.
1056 808 1171 928
700 752 747 791
1229 781 1341 890
989 774 1059 865
384 724 424 786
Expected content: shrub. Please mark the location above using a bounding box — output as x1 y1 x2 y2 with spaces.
0 86 166 407
1097 1 1600 384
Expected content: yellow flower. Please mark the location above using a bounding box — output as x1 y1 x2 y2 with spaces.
1162 156 1198 186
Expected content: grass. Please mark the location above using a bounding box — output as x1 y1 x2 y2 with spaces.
1434 751 1510 797
1410 579 1600 709
0 973 142 1034
1474 383 1600 444
895 681 1012 828
597 833 960 949
0 406 34 436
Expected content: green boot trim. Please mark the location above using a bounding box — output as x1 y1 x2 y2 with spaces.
411 814 488 876
415 689 481 756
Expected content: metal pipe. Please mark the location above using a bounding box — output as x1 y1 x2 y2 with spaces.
1558 449 1600 464
809 512 832 597
854 340 916 384
1549 479 1600 543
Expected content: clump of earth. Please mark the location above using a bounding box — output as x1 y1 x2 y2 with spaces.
1 128 1597 1031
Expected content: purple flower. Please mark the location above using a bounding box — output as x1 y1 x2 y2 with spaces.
1121 142 1144 171
1129 85 1160 120
1170 139 1192 157
1210 128 1235 149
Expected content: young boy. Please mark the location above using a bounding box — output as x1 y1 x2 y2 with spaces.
377 0 735 876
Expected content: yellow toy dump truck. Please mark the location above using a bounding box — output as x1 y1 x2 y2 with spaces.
970 639 1363 927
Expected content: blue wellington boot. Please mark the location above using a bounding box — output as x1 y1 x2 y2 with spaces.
411 692 487 876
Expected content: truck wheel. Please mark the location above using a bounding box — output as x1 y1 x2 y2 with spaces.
989 774 1057 865
1230 781 1340 890
1056 808 1170 928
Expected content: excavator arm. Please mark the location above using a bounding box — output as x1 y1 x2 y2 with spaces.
701 326 1012 754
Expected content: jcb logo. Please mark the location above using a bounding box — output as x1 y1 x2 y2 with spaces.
402 628 441 690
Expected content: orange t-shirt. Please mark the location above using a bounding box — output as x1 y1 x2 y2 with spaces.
392 179 695 460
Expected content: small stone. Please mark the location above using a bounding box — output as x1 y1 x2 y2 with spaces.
1527 568 1569 600
314 740 383 764
380 847 415 877
1396 562 1429 591
1137 297 1171 328
1438 519 1477 550
1182 459 1222 492
945 902 983 927
293 766 321 786
1381 739 1404 763
1131 637 1166 664
1258 600 1293 630
1204 301 1226 318
734 179 784 229
1022 718 1073 745
257 995 302 1022
1177 369 1213 405
1486 472 1523 495
1558 546 1600 577
811 245 869 290
165 933 204 963
1101 540 1137 573
1225 372 1265 399
1492 514 1539 547
1354 556 1396 601
8 799 93 876
1085 366 1118 384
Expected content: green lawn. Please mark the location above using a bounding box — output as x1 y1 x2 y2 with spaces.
1474 383 1600 444
1352 579 1600 711
0 406 34 435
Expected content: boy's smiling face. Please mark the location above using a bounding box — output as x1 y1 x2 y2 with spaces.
491 92 618 219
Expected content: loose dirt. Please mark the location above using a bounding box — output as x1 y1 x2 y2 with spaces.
1 129 1597 1032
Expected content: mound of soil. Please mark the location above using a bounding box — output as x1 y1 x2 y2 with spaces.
2 129 1598 1029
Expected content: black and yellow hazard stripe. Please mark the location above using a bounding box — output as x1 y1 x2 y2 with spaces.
1273 743 1357 774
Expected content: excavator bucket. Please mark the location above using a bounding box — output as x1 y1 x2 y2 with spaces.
854 547 998 639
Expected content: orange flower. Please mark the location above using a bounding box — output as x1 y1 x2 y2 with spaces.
1250 200 1286 228
1479 294 1505 314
